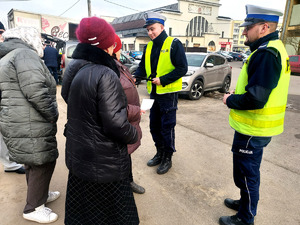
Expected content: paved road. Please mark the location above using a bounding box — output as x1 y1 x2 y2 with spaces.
0 61 299 225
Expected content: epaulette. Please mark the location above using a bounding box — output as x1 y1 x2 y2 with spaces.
256 41 279 57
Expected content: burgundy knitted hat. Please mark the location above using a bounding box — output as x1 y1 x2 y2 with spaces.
76 17 115 50
113 34 122 54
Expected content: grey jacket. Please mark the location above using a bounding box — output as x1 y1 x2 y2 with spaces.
0 39 59 165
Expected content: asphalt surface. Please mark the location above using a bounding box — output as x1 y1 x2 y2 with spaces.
0 61 299 225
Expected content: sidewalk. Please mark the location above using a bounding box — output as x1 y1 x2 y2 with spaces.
0 85 299 225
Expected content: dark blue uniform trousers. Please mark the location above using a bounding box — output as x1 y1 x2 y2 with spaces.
149 93 178 153
232 131 271 224
47 66 58 84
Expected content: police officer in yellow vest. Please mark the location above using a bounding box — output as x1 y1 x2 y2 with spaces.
220 5 290 225
135 11 187 174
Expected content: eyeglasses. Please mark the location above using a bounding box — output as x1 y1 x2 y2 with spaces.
243 23 266 32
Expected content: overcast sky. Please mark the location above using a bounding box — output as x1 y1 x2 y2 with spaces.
0 0 286 26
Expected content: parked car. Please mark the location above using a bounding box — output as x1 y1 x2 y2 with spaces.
289 55 300 75
228 52 244 61
61 41 139 80
129 50 143 59
60 40 79 79
217 52 233 62
180 53 232 100
120 52 140 74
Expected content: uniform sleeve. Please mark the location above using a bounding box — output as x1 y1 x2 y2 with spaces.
159 39 188 86
226 50 281 110
16 50 58 122
97 71 138 144
134 46 147 78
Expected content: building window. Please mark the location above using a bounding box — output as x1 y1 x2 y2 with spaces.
208 40 216 51
139 44 146 51
186 16 208 37
128 44 134 51
169 27 172 36
233 40 238 44
240 41 244 44
234 29 239 33
240 35 244 39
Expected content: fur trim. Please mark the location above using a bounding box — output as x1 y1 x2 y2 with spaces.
72 43 120 77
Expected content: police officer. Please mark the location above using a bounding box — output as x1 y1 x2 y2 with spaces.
135 11 187 174
220 5 290 225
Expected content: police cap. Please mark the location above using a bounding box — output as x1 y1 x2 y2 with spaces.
240 4 283 27
143 11 166 28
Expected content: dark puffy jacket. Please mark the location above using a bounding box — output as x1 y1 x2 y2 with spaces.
0 39 58 165
115 60 142 154
61 43 138 183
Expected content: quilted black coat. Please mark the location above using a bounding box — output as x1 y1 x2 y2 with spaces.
62 43 137 183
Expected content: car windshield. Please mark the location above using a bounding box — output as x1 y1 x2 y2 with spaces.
66 45 76 58
290 56 299 62
186 54 206 67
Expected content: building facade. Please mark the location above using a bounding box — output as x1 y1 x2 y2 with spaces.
281 0 300 55
111 0 233 52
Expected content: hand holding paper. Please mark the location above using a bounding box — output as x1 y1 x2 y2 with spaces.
141 99 154 111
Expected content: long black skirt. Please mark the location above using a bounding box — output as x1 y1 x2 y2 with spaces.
65 172 139 225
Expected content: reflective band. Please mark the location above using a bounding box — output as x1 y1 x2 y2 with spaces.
230 111 284 128
248 105 286 115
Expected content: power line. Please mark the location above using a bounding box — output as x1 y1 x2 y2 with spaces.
103 0 141 12
59 0 81 17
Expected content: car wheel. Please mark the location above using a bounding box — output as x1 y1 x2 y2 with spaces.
219 76 231 93
188 80 204 100
234 57 238 61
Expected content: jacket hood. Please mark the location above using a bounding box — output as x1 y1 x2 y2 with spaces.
2 26 44 57
0 38 36 59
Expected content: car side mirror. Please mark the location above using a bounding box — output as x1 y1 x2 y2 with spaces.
205 63 214 68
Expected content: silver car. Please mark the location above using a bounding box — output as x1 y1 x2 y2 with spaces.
180 53 232 100
61 41 139 79
61 40 79 79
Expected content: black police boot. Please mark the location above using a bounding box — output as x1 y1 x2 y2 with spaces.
147 147 164 167
224 198 240 211
219 215 254 225
157 152 172 174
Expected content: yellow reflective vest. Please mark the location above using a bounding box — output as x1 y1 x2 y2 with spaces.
145 36 182 94
229 40 290 137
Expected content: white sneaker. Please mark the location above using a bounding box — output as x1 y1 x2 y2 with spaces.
23 204 58 223
46 191 60 203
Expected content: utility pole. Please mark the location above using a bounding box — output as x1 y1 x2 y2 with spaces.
87 0 91 17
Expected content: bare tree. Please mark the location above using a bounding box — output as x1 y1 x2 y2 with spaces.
285 32 300 55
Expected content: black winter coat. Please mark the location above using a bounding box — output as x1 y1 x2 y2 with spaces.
61 43 138 183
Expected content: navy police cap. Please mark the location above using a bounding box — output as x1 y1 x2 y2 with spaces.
143 11 166 28
240 5 283 27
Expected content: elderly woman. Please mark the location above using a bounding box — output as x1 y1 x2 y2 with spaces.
61 17 139 225
0 26 59 223
113 34 145 194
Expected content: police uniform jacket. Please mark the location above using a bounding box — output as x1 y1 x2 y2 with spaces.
61 43 138 183
226 31 282 110
135 30 187 94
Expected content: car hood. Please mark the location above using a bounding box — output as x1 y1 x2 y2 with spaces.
133 60 141 65
188 66 201 71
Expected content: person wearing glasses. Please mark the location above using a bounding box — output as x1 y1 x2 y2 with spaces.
221 5 290 225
